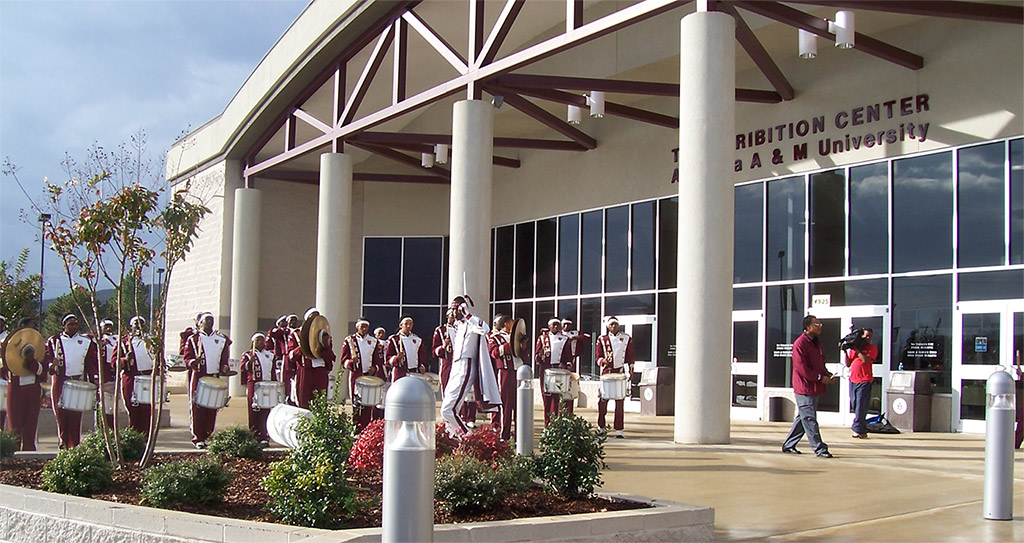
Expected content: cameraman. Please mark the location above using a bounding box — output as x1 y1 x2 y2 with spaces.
845 328 876 439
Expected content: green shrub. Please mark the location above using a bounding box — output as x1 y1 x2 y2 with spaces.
295 393 356 464
207 426 263 459
435 453 508 513
534 413 607 498
41 446 114 496
82 427 146 463
0 430 17 460
142 457 233 508
495 454 535 496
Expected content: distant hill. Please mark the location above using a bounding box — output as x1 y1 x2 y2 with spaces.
43 285 153 311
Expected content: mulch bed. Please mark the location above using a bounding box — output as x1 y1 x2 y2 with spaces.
0 453 645 529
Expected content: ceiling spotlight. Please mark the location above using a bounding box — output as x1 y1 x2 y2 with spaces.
588 91 605 118
434 144 449 164
567 104 583 125
798 29 817 59
491 95 504 109
832 10 855 49
421 152 435 168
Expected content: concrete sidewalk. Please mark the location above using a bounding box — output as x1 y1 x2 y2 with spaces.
28 392 1024 541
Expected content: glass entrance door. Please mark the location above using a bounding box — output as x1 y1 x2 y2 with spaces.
808 305 890 427
953 300 1023 433
617 314 656 413
731 310 764 420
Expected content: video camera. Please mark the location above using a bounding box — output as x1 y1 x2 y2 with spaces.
838 328 870 352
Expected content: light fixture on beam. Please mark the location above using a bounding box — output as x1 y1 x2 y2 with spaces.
798 29 817 59
421 152 435 168
434 144 449 164
588 91 605 118
830 10 855 49
567 104 583 125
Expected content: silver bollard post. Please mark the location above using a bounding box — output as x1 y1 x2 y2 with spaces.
983 370 1015 520
382 376 436 542
516 365 534 456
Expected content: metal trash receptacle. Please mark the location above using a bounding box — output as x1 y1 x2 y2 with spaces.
885 370 934 432
640 366 674 416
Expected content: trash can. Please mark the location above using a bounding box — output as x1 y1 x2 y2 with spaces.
885 371 934 432
639 366 674 416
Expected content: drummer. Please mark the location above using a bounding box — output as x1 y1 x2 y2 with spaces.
431 310 456 390
98 319 117 430
267 315 289 381
182 312 232 449
0 314 7 429
4 317 46 451
535 317 573 425
339 317 385 432
385 315 428 382
596 316 634 439
240 333 276 445
119 316 156 436
44 314 99 449
486 315 525 441
287 307 335 408
281 313 301 405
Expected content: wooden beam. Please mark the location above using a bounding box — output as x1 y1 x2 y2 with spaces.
341 25 395 125
349 132 588 151
348 141 451 179
511 87 680 128
469 0 486 65
492 88 597 149
787 1 1023 24
393 19 408 104
403 10 469 73
567 0 584 31
477 0 526 68
293 108 331 134
497 73 781 102
257 169 451 185
717 3 794 100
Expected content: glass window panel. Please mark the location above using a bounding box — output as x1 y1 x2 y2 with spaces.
557 299 578 324
580 211 603 294
402 238 443 305
815 315 842 413
961 379 987 420
658 197 678 289
849 163 889 275
732 375 758 407
733 287 762 311
810 279 887 306
892 274 951 392
631 201 656 291
1011 139 1023 264
605 294 654 316
605 205 629 293
958 143 1005 268
536 218 557 298
766 176 806 281
362 306 400 333
734 184 764 283
559 214 580 295
363 238 402 304
657 292 676 368
960 313 1000 365
494 226 514 301
515 222 535 299
958 270 1024 301
400 306 443 337
536 300 555 335
893 152 953 272
809 170 846 278
765 284 804 388
632 324 653 362
442 236 450 304
579 297 602 376
514 301 534 339
733 321 758 363
493 303 512 324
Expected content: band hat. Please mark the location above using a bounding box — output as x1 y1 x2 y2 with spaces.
287 314 298 321
0 315 6 323
200 312 214 322
399 315 413 325
62 314 78 325
374 327 386 335
251 332 265 343
101 319 114 327
304 307 319 321
548 318 561 326
276 315 288 326
604 316 619 327
356 317 370 327
129 316 145 328
560 318 573 325
194 312 205 324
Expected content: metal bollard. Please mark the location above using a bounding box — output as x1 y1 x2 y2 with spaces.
983 370 1015 520
516 365 534 456
382 375 436 543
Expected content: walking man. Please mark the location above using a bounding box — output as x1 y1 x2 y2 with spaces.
782 315 835 458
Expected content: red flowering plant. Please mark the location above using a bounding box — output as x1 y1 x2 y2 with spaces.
347 419 386 473
456 426 512 467
435 423 460 459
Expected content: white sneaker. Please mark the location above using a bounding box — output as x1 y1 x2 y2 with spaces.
615 430 624 439
195 441 207 449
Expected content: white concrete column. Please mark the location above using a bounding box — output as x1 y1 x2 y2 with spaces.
675 10 735 444
448 100 493 310
228 188 261 397
317 153 353 401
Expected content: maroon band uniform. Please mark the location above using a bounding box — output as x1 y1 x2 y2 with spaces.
486 329 517 441
596 330 635 432
4 328 45 451
119 333 156 436
534 328 573 425
385 331 428 382
182 327 231 445
44 332 99 449
340 331 385 432
239 346 276 442
286 330 335 408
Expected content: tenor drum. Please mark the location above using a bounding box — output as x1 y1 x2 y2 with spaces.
194 376 229 409
566 373 580 401
253 381 284 409
58 380 97 412
600 373 629 400
132 375 164 405
354 375 385 407
543 368 571 396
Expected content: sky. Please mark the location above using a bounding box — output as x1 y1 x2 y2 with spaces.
0 0 309 297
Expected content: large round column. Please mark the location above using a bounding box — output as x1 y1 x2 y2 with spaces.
675 9 735 444
229 188 261 397
448 100 493 309
317 152 352 401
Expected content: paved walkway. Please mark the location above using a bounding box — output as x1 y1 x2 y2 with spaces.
28 392 1024 542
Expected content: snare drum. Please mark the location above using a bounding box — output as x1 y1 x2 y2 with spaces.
194 376 229 409
58 380 98 412
414 372 441 394
253 381 284 409
132 375 164 405
326 375 337 401
566 373 580 401
543 368 571 396
600 373 629 400
354 375 385 407
102 390 115 415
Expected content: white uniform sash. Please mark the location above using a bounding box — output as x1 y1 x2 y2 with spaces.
60 334 90 377
256 350 274 380
132 337 154 372
399 333 421 369
200 332 226 374
356 334 376 373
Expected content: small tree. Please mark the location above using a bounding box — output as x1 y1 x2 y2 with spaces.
0 249 42 322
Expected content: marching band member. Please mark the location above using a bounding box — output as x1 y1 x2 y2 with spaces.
562 318 590 371
385 316 428 382
374 327 387 349
596 316 634 438
486 315 525 441
281 314 300 405
288 308 335 408
0 315 7 429
4 317 45 451
267 315 289 376
182 312 231 448
339 317 385 432
240 333 276 445
535 318 573 425
44 314 99 449
440 295 501 438
119 317 155 436
98 319 117 430
431 310 456 389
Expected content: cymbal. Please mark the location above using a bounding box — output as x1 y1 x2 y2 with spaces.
219 369 238 377
1 327 45 377
167 364 188 373
300 314 331 359
511 318 528 359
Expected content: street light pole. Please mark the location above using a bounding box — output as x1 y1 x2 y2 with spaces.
38 213 51 317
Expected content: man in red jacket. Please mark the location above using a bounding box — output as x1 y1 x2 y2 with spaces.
782 315 835 458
